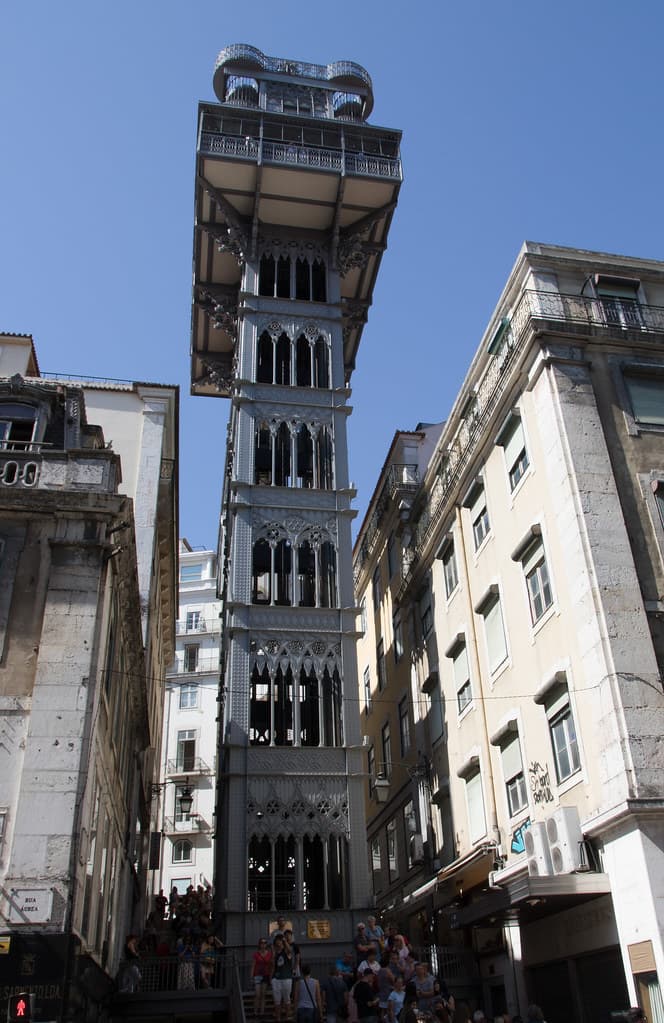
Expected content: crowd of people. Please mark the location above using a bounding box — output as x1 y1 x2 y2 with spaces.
250 916 549 1023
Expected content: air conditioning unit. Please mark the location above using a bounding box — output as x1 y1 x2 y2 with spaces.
524 821 553 876
546 806 583 873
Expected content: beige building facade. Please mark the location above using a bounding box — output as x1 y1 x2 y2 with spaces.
354 243 664 1023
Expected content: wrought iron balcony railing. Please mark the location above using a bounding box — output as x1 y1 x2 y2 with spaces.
175 617 221 636
199 131 402 181
396 288 664 598
166 757 212 777
163 814 212 834
354 463 419 583
175 654 220 675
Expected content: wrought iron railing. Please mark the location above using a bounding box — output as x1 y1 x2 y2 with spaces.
397 288 664 598
163 814 212 834
199 132 401 181
176 617 220 635
166 757 212 776
116 951 232 993
176 654 220 674
215 44 373 90
354 463 419 583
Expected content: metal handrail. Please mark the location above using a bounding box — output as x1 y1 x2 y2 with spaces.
166 757 212 776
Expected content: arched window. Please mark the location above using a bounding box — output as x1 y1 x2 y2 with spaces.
314 338 329 388
321 666 343 746
274 666 293 746
295 258 311 301
248 836 272 910
311 259 327 303
274 422 291 486
275 333 291 385
298 542 316 607
299 666 320 748
295 335 312 387
320 541 337 608
172 840 193 863
249 664 271 745
274 836 296 908
303 836 325 909
256 332 274 383
255 424 272 485
276 256 290 299
258 254 276 297
252 539 271 604
274 539 292 606
317 427 334 490
296 424 313 488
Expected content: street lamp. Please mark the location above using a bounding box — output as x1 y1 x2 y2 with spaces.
178 782 194 817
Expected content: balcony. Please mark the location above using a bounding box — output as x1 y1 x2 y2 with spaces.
199 128 401 182
354 463 419 582
166 757 213 778
398 288 664 597
175 653 220 675
163 814 212 835
175 617 220 636
0 445 118 493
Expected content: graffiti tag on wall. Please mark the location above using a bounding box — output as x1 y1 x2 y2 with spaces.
529 760 554 805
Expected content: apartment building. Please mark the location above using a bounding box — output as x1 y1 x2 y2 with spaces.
157 541 220 897
354 242 664 1023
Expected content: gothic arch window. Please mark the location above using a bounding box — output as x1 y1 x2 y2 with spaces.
274 665 293 746
276 256 290 299
274 539 292 606
317 426 334 490
321 666 343 746
249 663 271 745
247 832 348 911
314 337 329 388
255 424 272 485
274 836 296 908
256 332 274 383
248 836 271 910
312 260 326 303
296 423 314 488
252 539 271 604
298 541 316 607
299 665 320 748
258 255 276 297
295 335 312 387
274 422 291 486
276 333 291 385
320 541 337 608
295 258 311 302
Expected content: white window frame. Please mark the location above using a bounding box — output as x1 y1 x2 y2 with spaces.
386 818 398 880
172 839 193 864
496 412 530 493
475 586 508 675
549 703 581 784
463 478 491 552
442 540 459 598
185 610 201 632
534 673 582 788
393 609 404 662
180 564 203 582
451 640 472 716
381 721 392 778
363 665 372 713
398 696 411 756
179 683 199 710
377 639 386 691
464 770 487 844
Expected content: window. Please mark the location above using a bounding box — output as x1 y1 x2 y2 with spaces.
398 697 411 756
596 275 642 328
465 770 486 843
180 564 202 582
500 731 528 817
535 675 581 785
175 784 195 823
360 597 367 635
0 808 6 852
377 639 386 692
442 540 458 598
624 374 664 426
513 530 553 624
186 610 201 632
465 481 490 551
452 642 472 714
497 414 529 491
419 592 433 638
403 800 417 870
172 840 193 863
372 565 382 609
423 671 444 744
476 588 508 673
550 707 581 783
176 730 196 772
371 836 382 887
381 722 392 778
179 683 198 710
525 545 553 623
393 610 404 662
386 819 398 880
183 645 199 672
367 745 376 795
0 403 37 450
363 666 372 713
387 534 398 579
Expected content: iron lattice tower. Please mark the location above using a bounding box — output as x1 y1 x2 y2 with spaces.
190 43 402 947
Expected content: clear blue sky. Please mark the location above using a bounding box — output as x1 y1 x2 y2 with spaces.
2 1 664 548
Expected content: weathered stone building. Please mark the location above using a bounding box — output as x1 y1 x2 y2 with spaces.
0 334 177 1020
354 243 664 1023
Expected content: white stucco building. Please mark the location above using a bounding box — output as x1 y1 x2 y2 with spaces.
156 541 220 898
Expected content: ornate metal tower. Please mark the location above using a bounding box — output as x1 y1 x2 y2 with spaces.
190 44 402 947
